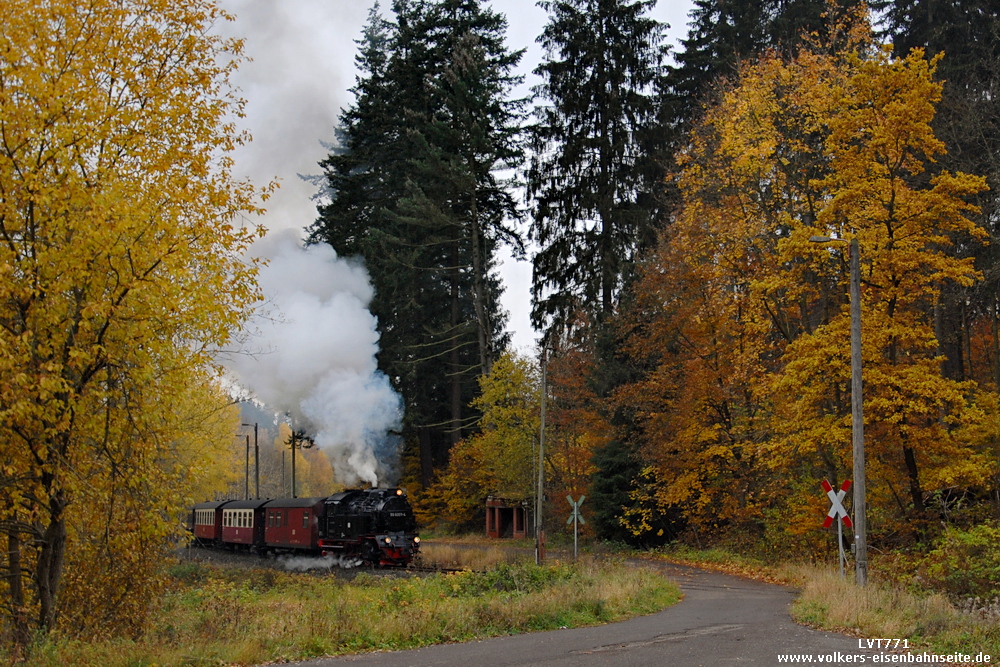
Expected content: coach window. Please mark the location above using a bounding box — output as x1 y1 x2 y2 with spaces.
302 511 309 529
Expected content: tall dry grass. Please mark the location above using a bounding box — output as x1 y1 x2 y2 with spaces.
787 564 1000 656
787 565 956 636
8 556 679 667
418 541 525 569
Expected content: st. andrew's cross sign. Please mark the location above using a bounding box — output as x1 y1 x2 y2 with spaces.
822 479 853 528
822 479 852 579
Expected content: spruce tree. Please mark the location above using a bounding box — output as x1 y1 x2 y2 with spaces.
526 0 667 340
309 0 523 487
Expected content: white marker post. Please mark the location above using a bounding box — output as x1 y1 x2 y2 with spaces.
566 495 585 561
822 479 853 579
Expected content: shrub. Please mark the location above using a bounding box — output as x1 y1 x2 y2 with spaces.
918 523 1000 598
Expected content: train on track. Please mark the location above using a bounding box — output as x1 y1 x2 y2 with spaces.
189 488 420 566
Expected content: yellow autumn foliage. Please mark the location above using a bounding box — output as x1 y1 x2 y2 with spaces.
619 12 998 547
0 0 269 642
421 351 540 529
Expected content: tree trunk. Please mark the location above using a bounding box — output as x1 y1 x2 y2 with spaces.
7 528 29 649
992 296 999 388
418 426 434 488
903 445 925 515
36 495 68 632
962 301 972 381
450 258 463 447
469 188 491 377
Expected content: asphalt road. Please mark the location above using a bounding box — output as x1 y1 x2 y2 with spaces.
291 561 881 666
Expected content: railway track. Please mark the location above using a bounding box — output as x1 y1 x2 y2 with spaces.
178 543 475 577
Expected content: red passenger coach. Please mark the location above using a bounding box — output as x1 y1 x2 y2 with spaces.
191 500 232 545
263 497 325 551
220 499 269 550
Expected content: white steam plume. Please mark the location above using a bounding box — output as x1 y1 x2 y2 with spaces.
279 554 363 571
226 231 402 487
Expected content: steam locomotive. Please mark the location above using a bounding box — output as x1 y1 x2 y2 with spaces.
189 488 420 566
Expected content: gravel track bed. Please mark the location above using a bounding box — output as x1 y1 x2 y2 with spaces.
176 544 433 581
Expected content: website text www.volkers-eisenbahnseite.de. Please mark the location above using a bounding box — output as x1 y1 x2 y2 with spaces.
777 651 992 663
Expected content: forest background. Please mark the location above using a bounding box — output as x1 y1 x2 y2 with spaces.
2 0 1000 653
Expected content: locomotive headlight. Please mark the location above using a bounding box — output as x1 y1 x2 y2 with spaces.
413 536 420 544
395 489 403 496
384 537 392 544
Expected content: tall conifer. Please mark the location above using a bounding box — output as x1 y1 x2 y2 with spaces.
309 0 523 487
526 0 667 339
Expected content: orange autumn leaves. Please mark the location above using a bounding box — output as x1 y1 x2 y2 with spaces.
617 26 995 543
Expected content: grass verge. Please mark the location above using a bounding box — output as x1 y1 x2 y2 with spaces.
11 556 679 667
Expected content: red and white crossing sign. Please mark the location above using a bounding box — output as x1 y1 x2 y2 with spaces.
822 479 853 528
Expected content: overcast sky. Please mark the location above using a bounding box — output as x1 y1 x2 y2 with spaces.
217 0 696 352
